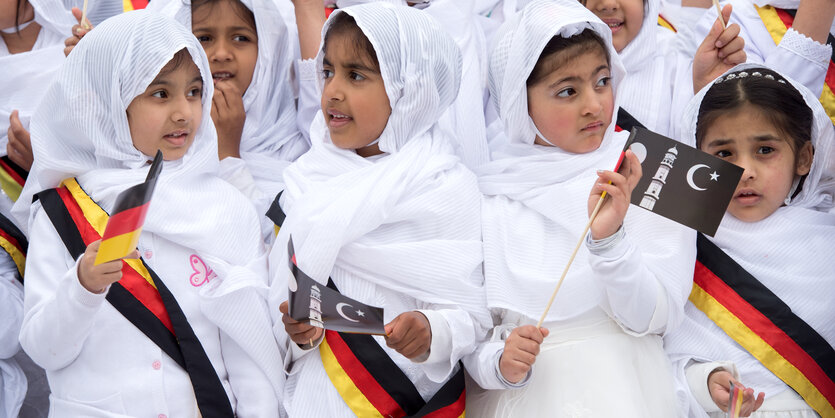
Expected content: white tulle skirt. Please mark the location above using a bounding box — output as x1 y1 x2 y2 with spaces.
467 312 678 418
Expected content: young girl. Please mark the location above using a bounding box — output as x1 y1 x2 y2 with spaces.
17 11 282 416
270 4 491 416
292 0 490 169
581 0 746 136
464 1 696 416
665 64 835 417
144 0 308 222
683 0 835 124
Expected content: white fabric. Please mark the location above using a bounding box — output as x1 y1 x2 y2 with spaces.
14 10 283 415
684 0 833 99
0 253 25 418
268 3 491 415
147 0 309 204
468 1 695 415
665 64 835 417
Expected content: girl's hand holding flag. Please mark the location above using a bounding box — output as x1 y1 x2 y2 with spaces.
588 149 642 240
499 325 550 384
384 311 432 360
707 369 765 417
692 4 747 93
77 239 140 294
63 7 93 57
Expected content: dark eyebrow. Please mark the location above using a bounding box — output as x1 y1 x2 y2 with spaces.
548 65 610 89
342 61 378 74
191 76 203 84
704 138 733 148
753 134 782 142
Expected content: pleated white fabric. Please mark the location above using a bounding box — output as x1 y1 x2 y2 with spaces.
14 9 284 403
0 0 72 169
332 0 490 168
665 63 835 417
147 0 309 199
271 2 489 317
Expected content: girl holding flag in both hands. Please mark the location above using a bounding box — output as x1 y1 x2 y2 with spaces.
665 65 835 418
463 1 698 416
16 11 282 417
270 3 491 417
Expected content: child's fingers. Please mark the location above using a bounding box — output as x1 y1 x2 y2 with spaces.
623 150 642 188
122 250 141 260
539 327 550 338
722 49 747 66
721 3 733 27
71 7 83 21
86 239 103 253
716 26 742 55
514 325 545 344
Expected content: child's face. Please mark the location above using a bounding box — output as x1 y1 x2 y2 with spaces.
701 104 813 222
527 49 613 153
582 0 643 52
192 0 258 94
126 57 204 161
321 35 391 156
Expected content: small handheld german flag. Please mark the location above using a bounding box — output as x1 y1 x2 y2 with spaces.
728 381 744 418
94 150 163 265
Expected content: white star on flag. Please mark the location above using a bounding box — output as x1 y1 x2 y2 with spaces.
709 171 719 181
356 310 365 317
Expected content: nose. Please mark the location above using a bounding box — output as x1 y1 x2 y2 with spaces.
210 38 232 62
737 155 757 182
581 90 604 117
171 95 194 123
593 0 618 13
322 76 344 103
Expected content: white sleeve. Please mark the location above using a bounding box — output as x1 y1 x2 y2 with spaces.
766 28 832 97
462 315 533 390
294 58 321 144
586 225 693 336
412 303 488 383
18 204 109 371
684 360 740 413
0 253 23 359
220 332 281 417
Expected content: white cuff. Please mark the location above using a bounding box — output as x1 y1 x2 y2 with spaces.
586 225 629 258
494 348 532 388
780 28 833 70
70 256 109 308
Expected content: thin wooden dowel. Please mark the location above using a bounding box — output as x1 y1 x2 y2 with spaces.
80 0 91 30
713 0 726 28
536 192 608 329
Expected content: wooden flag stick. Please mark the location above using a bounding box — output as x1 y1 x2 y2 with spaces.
80 0 91 30
713 0 726 28
536 191 608 329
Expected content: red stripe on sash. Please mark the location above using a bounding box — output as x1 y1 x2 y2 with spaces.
0 227 24 255
694 262 835 402
0 159 25 187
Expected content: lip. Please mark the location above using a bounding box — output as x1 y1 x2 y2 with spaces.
327 108 353 129
602 18 624 33
212 71 234 82
581 121 605 132
163 129 190 146
734 188 761 206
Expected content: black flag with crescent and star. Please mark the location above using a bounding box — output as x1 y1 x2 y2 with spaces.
624 128 744 237
286 236 386 335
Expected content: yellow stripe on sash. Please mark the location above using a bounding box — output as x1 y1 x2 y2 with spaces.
61 178 156 288
0 235 24 277
658 16 676 33
123 0 135 11
0 169 22 202
690 284 835 416
319 337 383 417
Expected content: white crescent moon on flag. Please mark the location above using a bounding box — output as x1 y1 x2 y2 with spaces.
336 302 359 322
686 164 710 191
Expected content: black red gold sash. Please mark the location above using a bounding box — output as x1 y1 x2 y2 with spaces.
122 0 148 11
658 15 676 33
0 156 27 203
0 212 27 281
755 5 835 124
36 178 234 418
615 107 646 133
690 233 835 416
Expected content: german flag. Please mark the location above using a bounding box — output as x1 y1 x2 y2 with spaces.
690 233 835 417
0 156 27 202
266 190 286 237
614 107 646 133
94 150 162 265
36 175 235 418
123 0 149 11
755 5 835 125
0 213 27 280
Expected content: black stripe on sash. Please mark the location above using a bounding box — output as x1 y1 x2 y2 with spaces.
408 366 465 418
326 279 426 414
36 188 234 417
616 107 647 133
1 156 29 182
697 233 835 382
266 191 286 227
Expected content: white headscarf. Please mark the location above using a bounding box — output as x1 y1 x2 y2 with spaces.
14 10 284 396
0 0 73 156
665 64 835 415
147 0 308 197
478 0 694 323
270 3 489 325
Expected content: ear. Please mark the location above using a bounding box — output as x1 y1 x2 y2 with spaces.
795 141 813 176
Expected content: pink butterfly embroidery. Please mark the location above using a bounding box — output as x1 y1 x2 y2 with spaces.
189 254 216 287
